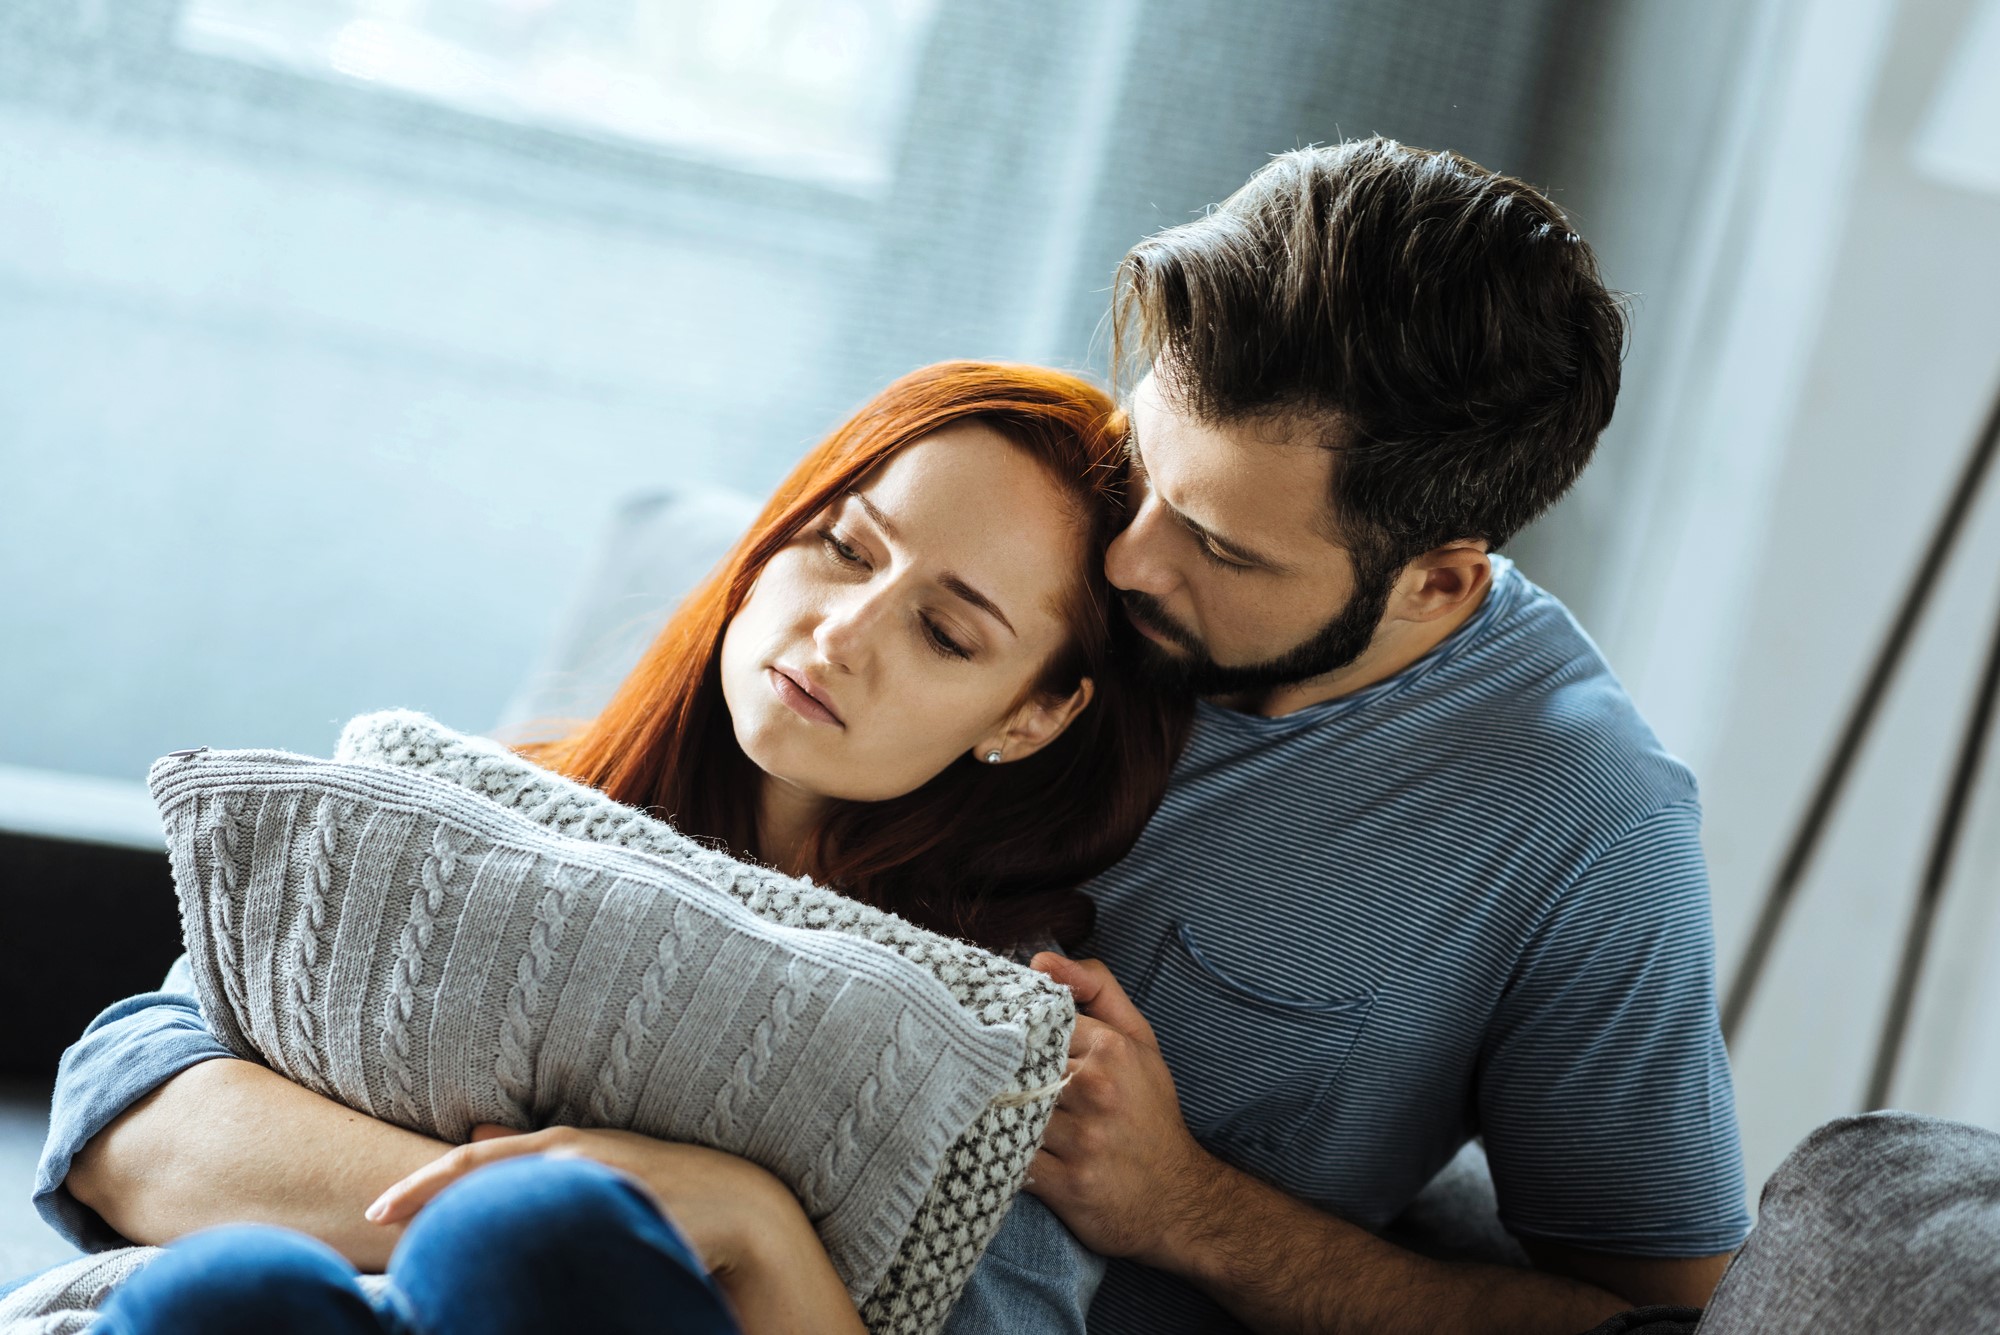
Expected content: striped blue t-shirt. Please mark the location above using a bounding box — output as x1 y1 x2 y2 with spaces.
1080 556 1750 1333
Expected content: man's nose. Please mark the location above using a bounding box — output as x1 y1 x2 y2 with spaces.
1104 498 1178 598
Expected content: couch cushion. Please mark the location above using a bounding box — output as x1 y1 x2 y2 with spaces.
496 487 760 734
1697 1112 2000 1331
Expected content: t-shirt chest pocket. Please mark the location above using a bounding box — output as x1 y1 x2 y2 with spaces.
1137 920 1375 1155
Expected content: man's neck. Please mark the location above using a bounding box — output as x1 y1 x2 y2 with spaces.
1216 577 1495 719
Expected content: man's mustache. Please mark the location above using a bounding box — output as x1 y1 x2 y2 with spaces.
1117 591 1202 654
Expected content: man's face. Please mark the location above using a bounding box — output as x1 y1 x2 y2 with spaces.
1104 373 1396 696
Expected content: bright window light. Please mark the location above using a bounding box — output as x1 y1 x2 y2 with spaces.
176 0 940 191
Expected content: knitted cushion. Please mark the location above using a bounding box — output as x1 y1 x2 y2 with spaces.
332 711 1077 1335
144 728 1071 1333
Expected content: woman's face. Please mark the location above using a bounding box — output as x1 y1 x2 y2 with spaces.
719 423 1090 805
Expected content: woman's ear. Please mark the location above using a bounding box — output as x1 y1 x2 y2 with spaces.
975 677 1096 764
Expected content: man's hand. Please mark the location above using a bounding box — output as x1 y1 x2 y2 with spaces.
1025 953 1224 1265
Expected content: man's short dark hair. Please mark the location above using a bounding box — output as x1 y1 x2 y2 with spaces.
1114 137 1627 576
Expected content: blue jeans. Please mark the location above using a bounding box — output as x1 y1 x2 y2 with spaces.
94 1154 741 1335
941 1194 1102 1335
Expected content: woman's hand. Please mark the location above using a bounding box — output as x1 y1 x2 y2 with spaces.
365 1124 867 1333
367 1124 786 1281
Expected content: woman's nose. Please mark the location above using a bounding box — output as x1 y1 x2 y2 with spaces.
811 583 891 671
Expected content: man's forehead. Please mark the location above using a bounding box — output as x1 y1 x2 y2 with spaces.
1131 375 1343 550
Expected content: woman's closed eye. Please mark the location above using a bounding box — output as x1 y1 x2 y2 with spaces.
818 526 867 568
920 614 971 661
819 525 973 661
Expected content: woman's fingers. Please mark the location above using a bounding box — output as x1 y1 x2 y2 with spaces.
470 1122 524 1143
366 1129 547 1225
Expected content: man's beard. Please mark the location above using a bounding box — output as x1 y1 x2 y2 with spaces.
1119 564 1398 697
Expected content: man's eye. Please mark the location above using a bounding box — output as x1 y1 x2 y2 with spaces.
1198 540 1251 573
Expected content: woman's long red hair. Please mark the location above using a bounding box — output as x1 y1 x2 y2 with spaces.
526 362 1188 953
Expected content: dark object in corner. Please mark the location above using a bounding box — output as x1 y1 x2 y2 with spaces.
0 832 183 1080
1575 1307 1701 1335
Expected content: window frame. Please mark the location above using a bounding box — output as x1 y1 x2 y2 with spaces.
1 0 881 247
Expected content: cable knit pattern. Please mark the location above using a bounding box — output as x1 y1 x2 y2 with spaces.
703 954 808 1149
380 823 462 1125
590 897 690 1126
128 723 1036 1331
288 795 348 1087
203 794 251 1029
332 710 1076 1335
806 1007 919 1213
496 864 586 1121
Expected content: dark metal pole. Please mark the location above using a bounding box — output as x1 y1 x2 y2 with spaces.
1722 383 2000 1043
1864 582 2000 1109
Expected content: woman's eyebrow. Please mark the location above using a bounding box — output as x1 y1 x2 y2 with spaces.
850 490 1016 637
939 573 1016 637
849 489 900 539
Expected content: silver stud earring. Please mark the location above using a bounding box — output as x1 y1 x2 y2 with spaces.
984 749 1002 764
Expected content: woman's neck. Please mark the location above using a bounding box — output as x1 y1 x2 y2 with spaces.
755 776 830 878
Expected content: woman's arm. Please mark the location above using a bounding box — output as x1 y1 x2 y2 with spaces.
370 1125 870 1335
35 964 238 1250
69 1056 450 1272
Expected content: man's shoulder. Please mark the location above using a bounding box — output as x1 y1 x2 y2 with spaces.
1439 562 1698 820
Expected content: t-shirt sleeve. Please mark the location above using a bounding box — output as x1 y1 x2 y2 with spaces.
32 954 238 1252
1476 801 1752 1257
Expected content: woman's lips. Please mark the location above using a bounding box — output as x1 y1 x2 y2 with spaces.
768 665 844 727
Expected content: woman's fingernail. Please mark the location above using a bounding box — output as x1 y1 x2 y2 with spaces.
364 1198 389 1223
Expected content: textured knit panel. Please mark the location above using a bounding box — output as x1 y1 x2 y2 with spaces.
0 1251 157 1334
333 710 1078 1335
146 747 1031 1314
0 1251 394 1334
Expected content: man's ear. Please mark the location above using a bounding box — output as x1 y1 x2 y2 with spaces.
977 677 1097 764
1390 540 1491 624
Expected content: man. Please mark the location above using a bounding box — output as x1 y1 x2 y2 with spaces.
948 138 1747 1335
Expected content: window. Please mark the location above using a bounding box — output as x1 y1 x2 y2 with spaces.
176 0 940 191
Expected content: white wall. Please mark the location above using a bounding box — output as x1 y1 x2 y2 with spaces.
1524 0 2000 1192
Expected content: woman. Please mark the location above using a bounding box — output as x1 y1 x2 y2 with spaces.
45 362 1188 1334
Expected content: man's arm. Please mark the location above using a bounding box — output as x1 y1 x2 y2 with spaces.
1127 1150 1718 1335
1026 954 1725 1335
69 1056 449 1272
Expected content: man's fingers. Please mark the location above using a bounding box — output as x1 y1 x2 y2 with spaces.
1021 1147 1071 1202
1068 1014 1123 1058
1037 1105 1081 1159
1031 953 1156 1046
